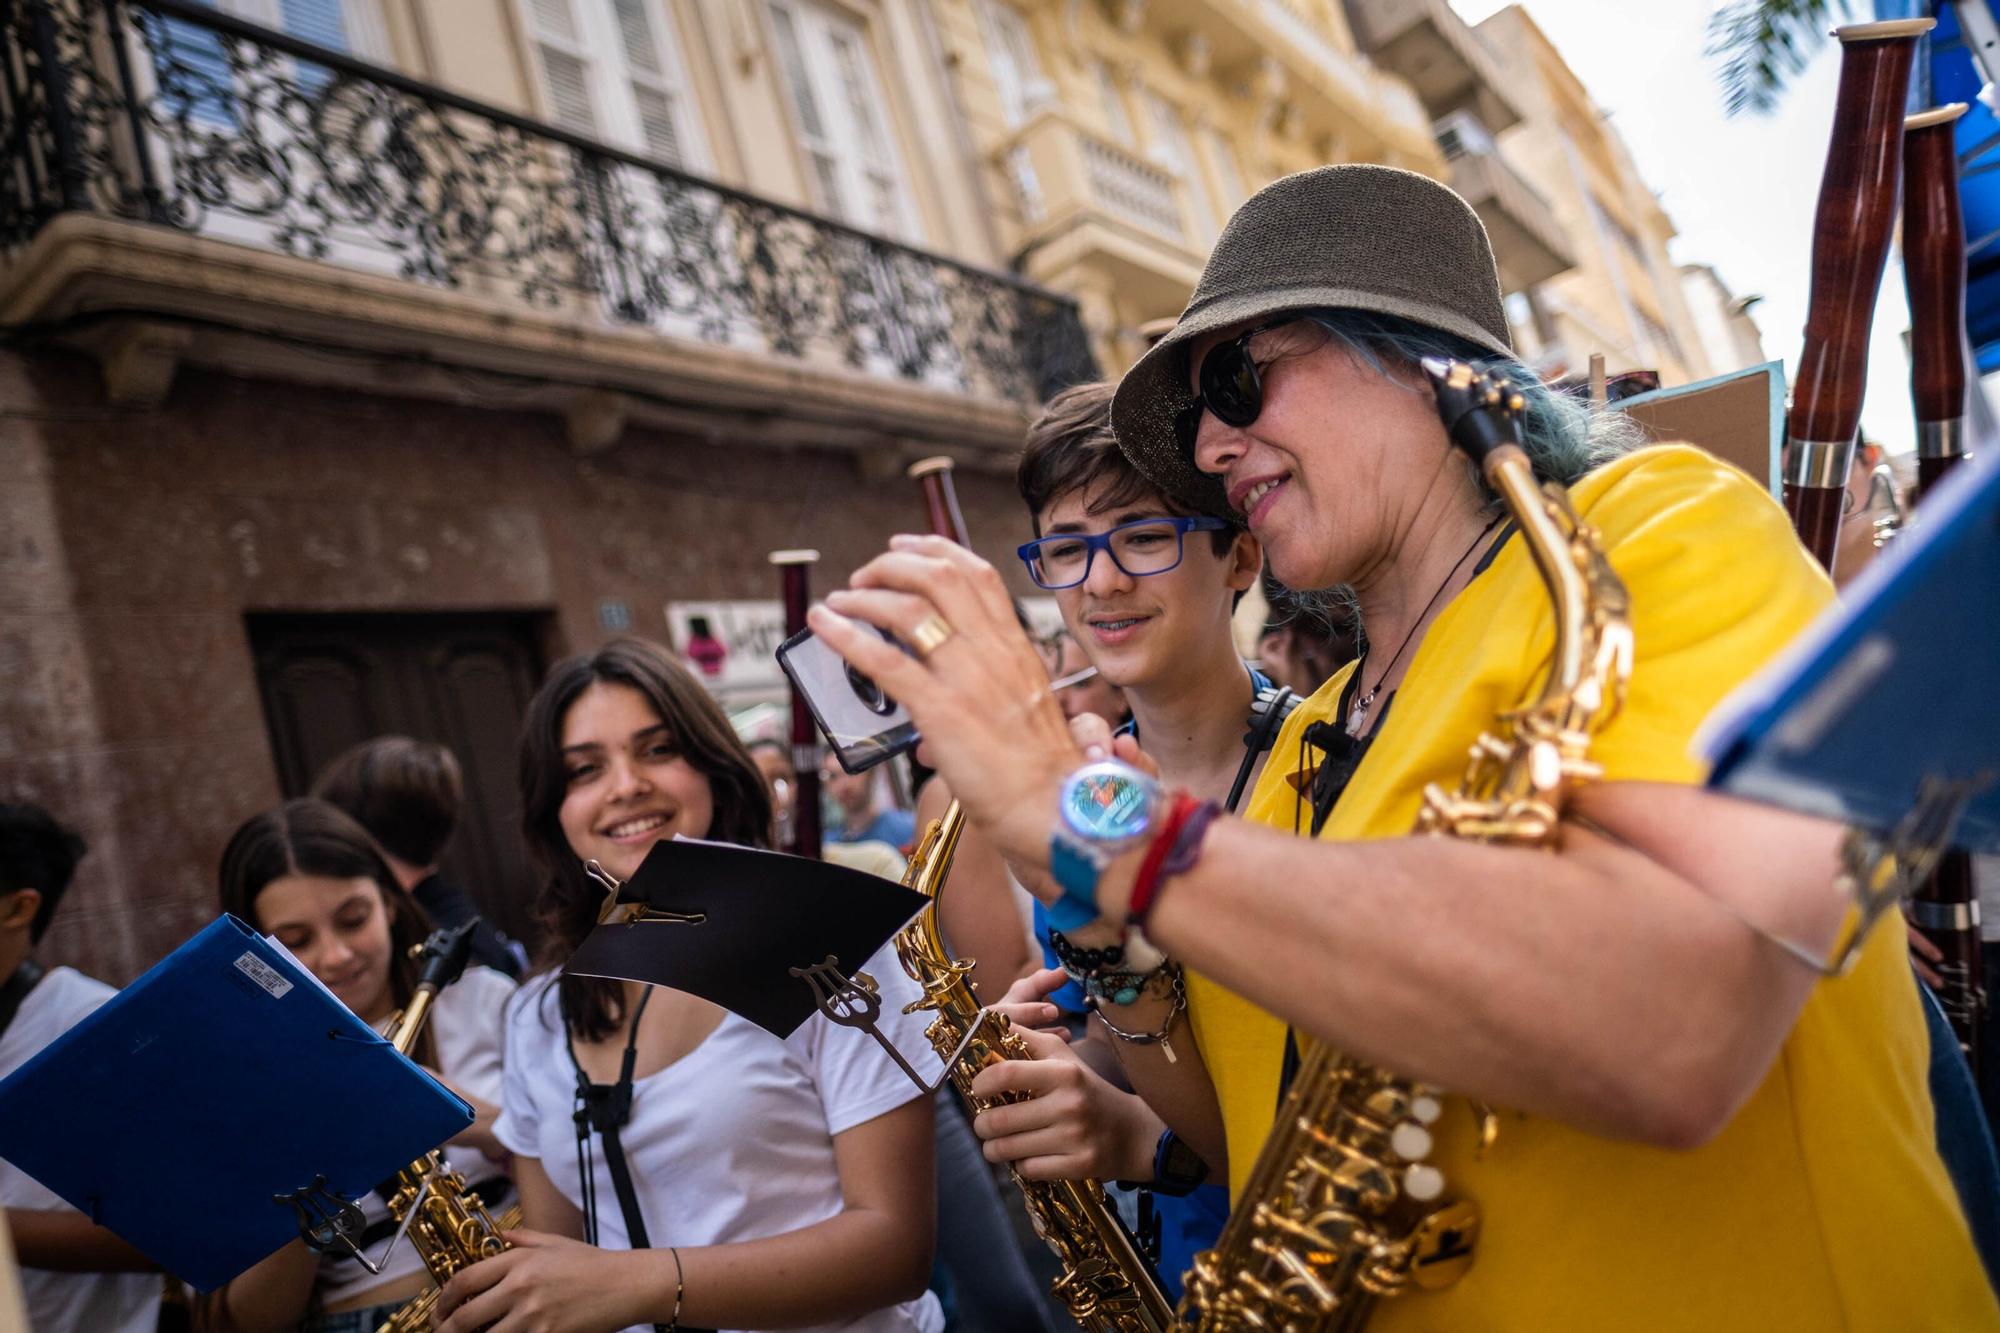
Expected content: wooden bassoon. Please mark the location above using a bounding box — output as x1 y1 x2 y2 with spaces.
1901 101 1985 1072
770 549 824 859
909 455 973 546
1783 18 1932 569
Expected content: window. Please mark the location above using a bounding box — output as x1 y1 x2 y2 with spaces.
524 0 705 168
979 0 1049 128
1433 109 1496 162
157 0 390 124
1144 90 1215 241
768 0 916 238
1204 128 1247 210
1094 61 1134 145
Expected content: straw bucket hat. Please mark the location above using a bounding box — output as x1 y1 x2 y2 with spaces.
1110 164 1515 513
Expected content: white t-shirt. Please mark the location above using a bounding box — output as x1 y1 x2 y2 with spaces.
496 944 944 1333
0 966 162 1333
314 965 518 1311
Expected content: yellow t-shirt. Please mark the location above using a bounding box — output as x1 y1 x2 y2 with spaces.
1186 445 1998 1331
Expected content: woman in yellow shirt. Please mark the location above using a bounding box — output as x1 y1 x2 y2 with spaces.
812 164 1997 1328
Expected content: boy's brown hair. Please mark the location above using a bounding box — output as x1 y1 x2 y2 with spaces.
1016 380 1237 553
311 736 463 869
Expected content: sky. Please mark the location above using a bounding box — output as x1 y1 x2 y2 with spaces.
1449 0 1922 456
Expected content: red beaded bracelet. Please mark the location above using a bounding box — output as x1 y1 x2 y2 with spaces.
1128 791 1200 924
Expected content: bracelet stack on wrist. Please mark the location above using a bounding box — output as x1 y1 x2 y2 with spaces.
1128 795 1220 927
1048 929 1169 1006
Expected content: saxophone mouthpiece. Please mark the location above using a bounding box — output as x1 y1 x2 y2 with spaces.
1422 357 1526 468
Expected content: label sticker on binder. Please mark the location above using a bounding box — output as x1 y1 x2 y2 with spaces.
234 952 294 999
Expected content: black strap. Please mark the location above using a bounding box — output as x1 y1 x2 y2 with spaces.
0 960 45 1042
1227 685 1298 814
565 990 709 1333
569 987 655 1248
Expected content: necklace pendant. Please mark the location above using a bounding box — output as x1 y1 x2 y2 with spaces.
1347 690 1376 737
1160 1034 1178 1065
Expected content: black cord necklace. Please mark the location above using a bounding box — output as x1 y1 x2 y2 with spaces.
1346 514 1503 738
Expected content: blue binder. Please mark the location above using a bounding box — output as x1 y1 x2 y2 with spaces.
0 915 472 1290
1703 450 2000 851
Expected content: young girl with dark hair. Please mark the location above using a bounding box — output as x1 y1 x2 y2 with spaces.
434 637 938 1333
204 798 516 1333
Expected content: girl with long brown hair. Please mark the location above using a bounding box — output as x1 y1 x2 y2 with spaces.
434 638 938 1333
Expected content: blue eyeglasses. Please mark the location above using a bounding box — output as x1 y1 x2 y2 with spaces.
1017 516 1234 590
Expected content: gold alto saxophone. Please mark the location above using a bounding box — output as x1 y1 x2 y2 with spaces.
895 802 1179 1332
373 925 517 1333
1179 360 1633 1331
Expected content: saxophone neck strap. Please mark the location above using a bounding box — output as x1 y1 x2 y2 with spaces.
1228 683 1298 814
567 987 705 1333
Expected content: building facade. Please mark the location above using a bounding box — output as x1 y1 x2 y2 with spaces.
1679 262 1771 377
940 0 1448 372
1473 5 1710 386
0 0 1095 978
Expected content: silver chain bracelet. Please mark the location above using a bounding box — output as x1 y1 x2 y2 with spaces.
1090 967 1188 1064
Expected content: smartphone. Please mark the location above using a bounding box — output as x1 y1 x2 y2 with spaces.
775 626 920 774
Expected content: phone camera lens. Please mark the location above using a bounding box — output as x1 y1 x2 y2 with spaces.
846 661 895 716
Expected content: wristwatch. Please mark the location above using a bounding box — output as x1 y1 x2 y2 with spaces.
1116 1129 1210 1196
1048 759 1162 934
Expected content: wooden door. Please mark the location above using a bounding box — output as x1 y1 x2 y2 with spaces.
247 612 548 946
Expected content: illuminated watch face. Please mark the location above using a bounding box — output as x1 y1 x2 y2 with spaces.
1061 765 1155 844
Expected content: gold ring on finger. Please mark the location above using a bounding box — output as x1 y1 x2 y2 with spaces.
907 612 955 659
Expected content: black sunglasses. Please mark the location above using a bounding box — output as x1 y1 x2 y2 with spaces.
1173 318 1299 459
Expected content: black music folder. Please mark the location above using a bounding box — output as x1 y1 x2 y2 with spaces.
565 835 927 1037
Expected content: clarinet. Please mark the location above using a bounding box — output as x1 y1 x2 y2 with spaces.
1783 18 1932 569
770 549 824 860
1902 102 1985 1073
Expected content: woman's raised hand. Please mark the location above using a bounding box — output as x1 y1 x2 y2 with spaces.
812 535 1082 868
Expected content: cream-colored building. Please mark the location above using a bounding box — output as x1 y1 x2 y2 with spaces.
935 0 1451 371
1474 5 1711 387
1679 262 1771 376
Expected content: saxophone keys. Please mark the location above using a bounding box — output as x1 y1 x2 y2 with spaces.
1401 1162 1445 1201
1410 1093 1443 1125
1408 1199 1481 1291
1389 1120 1434 1162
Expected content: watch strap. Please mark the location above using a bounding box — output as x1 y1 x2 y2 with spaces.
1047 837 1105 934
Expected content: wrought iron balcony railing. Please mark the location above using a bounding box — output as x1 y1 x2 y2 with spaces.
0 0 1095 407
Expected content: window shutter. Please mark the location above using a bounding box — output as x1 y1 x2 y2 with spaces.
527 0 599 135
769 3 846 216
542 48 597 132
611 0 686 165
276 0 348 51
979 0 1043 127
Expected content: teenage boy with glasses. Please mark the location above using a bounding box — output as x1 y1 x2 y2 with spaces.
961 380 1296 1301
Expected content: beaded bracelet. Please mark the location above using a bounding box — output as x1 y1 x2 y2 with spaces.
1048 928 1169 1006
1092 966 1188 1059
667 1245 684 1330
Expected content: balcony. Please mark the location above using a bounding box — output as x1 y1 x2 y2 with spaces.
1138 0 1397 146
1441 142 1574 291
0 0 1094 449
1344 0 1525 132
1001 106 1204 311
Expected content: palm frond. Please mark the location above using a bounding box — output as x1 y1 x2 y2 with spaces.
1706 0 1858 116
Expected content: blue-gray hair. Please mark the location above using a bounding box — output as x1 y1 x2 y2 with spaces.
1266 308 1646 640
1299 308 1644 491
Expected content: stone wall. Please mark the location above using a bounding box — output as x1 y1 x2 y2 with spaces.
0 348 1036 983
